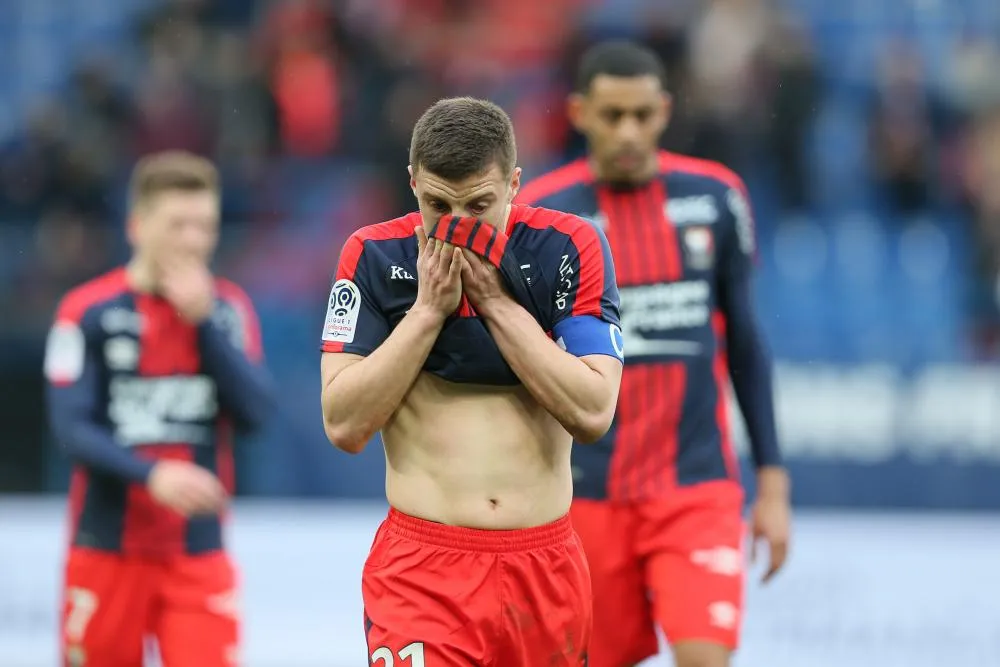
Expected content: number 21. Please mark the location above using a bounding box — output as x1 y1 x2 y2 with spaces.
371 641 425 666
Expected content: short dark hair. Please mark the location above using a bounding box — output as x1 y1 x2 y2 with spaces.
575 40 667 93
409 97 517 180
129 150 218 211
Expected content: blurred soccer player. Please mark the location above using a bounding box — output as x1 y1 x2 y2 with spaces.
518 41 792 667
44 151 273 667
320 97 623 666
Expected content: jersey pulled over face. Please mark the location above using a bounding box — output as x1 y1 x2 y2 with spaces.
411 163 518 235
320 205 624 385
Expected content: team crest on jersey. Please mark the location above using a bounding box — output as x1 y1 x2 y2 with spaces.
682 226 715 270
322 279 361 344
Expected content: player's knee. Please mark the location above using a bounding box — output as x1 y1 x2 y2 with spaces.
672 641 731 667
674 658 729 667
65 642 143 667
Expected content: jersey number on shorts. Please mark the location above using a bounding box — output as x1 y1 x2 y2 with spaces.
371 641 425 666
65 587 99 642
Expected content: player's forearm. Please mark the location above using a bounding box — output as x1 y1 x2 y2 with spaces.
724 282 782 468
48 407 154 483
322 306 443 453
198 321 275 433
731 346 781 468
483 299 617 443
720 273 781 469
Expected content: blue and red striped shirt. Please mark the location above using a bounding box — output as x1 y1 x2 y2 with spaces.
320 205 622 384
44 268 273 557
518 151 780 501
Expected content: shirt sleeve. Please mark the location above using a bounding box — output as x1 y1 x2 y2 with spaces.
44 305 155 483
320 233 391 357
550 217 624 361
718 183 757 284
200 281 274 433
716 181 782 468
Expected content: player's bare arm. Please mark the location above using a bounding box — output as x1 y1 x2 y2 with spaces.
460 249 622 442
322 226 463 453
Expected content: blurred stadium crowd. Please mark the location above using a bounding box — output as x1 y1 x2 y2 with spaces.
2 0 1000 495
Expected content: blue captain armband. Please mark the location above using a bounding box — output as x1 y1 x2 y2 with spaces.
552 315 624 362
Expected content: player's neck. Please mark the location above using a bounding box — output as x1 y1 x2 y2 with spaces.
589 155 658 188
126 258 157 293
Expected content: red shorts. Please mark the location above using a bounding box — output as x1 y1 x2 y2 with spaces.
61 548 239 667
362 508 592 666
570 482 746 667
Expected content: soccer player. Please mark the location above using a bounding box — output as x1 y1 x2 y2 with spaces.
44 151 273 667
517 41 792 667
320 97 624 666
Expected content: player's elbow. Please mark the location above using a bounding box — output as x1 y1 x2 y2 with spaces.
567 404 616 444
232 392 275 434
567 363 620 443
242 374 278 430
321 396 377 454
571 415 614 444
323 418 373 455
50 414 83 454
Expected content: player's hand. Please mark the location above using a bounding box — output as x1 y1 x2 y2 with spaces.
148 460 228 517
413 225 464 319
158 257 216 324
750 468 791 583
458 248 512 319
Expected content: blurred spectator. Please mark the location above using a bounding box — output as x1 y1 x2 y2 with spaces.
0 101 66 224
685 0 771 169
959 106 1000 355
206 30 279 178
65 57 135 183
867 42 948 216
133 26 216 157
760 15 821 214
259 0 341 158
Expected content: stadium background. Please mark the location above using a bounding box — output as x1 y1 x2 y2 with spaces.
0 0 998 665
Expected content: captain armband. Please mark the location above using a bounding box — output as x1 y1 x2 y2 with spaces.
552 315 624 362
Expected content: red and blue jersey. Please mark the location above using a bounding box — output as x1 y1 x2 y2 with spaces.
44 268 273 558
518 151 780 501
320 205 623 384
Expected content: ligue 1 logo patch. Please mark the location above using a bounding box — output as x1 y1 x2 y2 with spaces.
322 279 361 344
43 321 85 383
683 226 715 270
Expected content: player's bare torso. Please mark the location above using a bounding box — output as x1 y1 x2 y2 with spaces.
324 206 621 528
381 371 573 529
